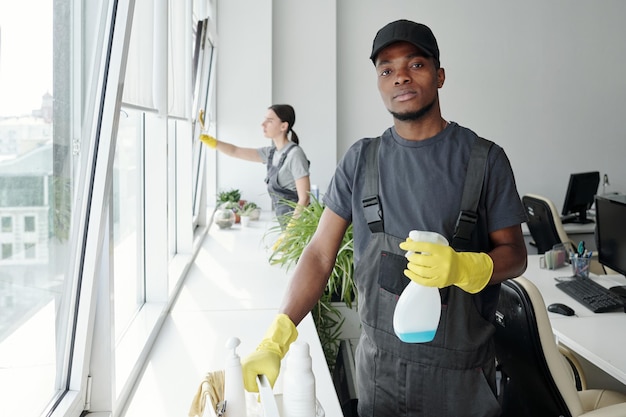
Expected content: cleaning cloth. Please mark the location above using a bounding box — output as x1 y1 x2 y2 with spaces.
189 370 225 417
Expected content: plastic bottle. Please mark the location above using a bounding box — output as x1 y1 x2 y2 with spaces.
310 184 319 201
282 341 316 417
393 230 448 343
223 337 246 417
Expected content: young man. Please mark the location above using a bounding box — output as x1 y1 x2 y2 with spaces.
242 19 528 417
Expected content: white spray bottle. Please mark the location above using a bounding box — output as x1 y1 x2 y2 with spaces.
393 230 448 343
282 341 316 417
223 337 246 417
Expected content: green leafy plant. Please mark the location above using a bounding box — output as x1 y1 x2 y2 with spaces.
217 188 241 205
241 201 258 215
241 201 261 220
267 196 355 370
220 200 241 213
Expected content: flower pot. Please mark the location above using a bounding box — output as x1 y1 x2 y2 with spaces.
249 208 261 221
214 208 235 229
240 215 251 227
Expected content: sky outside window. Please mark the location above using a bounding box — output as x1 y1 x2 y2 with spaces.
0 0 52 116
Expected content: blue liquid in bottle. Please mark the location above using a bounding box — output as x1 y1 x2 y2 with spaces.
396 329 438 344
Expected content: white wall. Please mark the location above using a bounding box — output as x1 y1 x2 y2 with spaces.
273 0 337 200
215 0 273 208
215 0 336 210
217 1 626 211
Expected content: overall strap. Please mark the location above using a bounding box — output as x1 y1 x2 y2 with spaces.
361 135 493 240
276 143 297 170
265 143 297 184
267 143 296 167
450 137 494 249
362 137 384 233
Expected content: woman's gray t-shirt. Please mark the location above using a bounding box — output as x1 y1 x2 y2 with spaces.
258 143 310 191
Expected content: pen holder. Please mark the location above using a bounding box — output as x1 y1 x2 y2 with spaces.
570 255 591 279
539 246 567 270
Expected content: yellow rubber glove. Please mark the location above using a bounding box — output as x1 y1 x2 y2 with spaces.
241 314 298 392
199 133 217 149
198 109 217 149
398 240 494 294
272 232 286 252
271 218 296 252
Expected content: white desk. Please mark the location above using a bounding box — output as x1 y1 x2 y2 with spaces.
522 255 626 387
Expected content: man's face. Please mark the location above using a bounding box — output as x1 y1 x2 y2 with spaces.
374 41 445 121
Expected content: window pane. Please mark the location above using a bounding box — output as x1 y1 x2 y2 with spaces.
1 216 12 232
0 1 71 415
24 216 36 232
113 109 144 341
1 243 12 259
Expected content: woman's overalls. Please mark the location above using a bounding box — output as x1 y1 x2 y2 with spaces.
264 143 299 227
354 137 501 417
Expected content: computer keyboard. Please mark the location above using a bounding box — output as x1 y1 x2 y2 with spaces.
555 277 625 313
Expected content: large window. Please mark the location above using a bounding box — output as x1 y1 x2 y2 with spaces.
0 1 217 415
0 1 69 416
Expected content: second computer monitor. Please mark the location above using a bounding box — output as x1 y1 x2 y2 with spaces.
595 194 626 277
561 171 600 224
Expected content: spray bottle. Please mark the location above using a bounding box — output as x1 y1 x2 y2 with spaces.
282 341 316 417
393 230 448 343
223 337 246 417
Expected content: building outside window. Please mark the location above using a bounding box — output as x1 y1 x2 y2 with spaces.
1 216 12 233
24 215 36 233
1 243 12 259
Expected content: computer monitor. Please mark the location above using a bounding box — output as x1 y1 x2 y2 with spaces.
595 194 626 277
561 171 600 224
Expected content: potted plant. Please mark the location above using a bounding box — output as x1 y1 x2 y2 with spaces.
267 196 355 371
213 206 236 229
217 188 241 206
239 211 252 228
220 201 241 224
241 201 261 221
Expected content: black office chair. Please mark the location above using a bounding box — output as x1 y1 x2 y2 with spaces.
522 193 574 254
495 277 626 417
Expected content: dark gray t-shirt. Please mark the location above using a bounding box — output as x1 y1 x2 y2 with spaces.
323 122 527 264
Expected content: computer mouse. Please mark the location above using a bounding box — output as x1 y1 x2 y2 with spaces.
609 286 626 299
547 303 576 316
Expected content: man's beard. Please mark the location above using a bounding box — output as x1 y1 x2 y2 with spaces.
389 98 435 122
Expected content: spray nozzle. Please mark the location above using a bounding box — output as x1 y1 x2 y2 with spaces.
225 336 241 359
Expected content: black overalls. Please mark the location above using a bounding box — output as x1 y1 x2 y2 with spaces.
264 144 299 225
354 137 501 417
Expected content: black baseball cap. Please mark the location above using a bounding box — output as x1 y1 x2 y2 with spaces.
370 20 439 64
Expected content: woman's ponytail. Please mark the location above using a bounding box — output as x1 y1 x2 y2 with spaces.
290 129 299 145
269 104 299 144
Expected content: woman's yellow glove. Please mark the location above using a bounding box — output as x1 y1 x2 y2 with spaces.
272 232 286 252
241 314 298 392
398 240 494 294
271 218 296 252
197 109 217 148
199 133 217 149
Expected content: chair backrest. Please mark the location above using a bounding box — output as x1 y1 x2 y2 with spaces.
495 277 584 417
522 193 571 254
